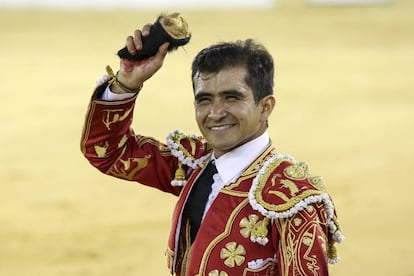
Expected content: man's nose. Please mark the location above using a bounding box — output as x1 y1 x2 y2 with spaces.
207 100 226 119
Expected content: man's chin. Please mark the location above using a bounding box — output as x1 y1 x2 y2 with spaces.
209 142 239 157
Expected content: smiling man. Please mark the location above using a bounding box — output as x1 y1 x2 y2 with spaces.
81 25 344 276
193 66 274 157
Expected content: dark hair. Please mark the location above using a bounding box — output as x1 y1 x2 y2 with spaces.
191 39 274 103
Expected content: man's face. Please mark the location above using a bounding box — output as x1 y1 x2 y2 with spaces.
193 66 274 158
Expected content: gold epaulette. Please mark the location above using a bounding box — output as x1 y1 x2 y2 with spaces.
248 153 345 263
249 153 327 218
166 129 211 186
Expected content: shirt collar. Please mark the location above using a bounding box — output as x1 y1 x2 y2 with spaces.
212 131 270 184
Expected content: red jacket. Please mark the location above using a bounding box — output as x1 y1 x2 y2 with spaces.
81 84 344 275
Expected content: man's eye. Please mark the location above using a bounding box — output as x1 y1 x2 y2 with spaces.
195 97 211 104
225 95 239 101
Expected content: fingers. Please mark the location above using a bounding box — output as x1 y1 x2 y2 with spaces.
118 41 169 87
141 23 152 37
126 23 152 55
126 34 137 55
126 29 143 55
133 29 143 51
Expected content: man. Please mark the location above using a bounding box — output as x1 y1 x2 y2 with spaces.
81 25 344 275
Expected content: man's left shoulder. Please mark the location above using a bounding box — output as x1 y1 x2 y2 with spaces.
248 153 329 219
248 153 345 264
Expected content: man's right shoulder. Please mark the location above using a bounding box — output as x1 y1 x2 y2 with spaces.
166 129 211 164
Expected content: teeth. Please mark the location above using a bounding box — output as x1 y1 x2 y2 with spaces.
210 125 232 131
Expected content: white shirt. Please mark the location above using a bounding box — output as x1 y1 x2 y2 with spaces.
101 85 136 101
203 132 270 218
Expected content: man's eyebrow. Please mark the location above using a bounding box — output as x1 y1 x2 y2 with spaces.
220 90 245 97
194 90 246 100
194 91 211 100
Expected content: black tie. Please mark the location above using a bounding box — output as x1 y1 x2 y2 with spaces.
185 160 217 243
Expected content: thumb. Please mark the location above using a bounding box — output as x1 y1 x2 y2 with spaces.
157 42 170 59
147 42 169 72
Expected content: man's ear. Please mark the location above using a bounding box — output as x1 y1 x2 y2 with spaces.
260 95 276 119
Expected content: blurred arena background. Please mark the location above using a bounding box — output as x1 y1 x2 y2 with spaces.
0 0 413 275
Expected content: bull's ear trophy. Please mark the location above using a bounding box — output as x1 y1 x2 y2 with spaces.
117 12 191 61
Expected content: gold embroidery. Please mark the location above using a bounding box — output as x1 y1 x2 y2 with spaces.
118 134 128 148
165 248 174 270
293 218 302 227
271 173 281 186
197 199 249 274
208 270 229 276
298 209 324 274
94 141 109 158
137 136 171 156
302 231 314 246
328 244 338 261
271 174 301 198
169 130 203 162
102 107 133 130
239 214 259 238
109 155 150 180
283 162 309 180
306 205 314 212
221 147 275 192
318 235 327 252
254 218 269 238
308 176 326 191
189 138 197 155
241 147 276 176
220 242 246 268
180 221 192 276
223 175 253 192
255 157 323 212
239 215 270 245
268 190 290 202
280 179 300 196
302 229 319 273
275 213 324 275
220 189 248 197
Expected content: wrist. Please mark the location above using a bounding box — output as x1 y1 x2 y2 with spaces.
109 82 141 94
105 65 143 94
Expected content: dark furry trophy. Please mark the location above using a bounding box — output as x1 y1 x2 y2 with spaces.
117 12 191 61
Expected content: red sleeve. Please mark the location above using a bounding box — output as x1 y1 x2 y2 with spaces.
80 85 182 195
274 201 329 276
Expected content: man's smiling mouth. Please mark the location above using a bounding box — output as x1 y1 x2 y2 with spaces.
208 124 236 131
